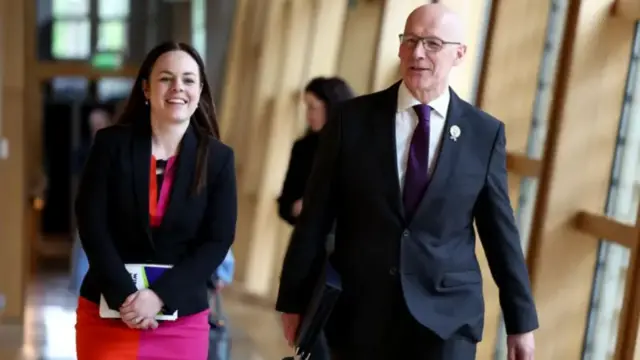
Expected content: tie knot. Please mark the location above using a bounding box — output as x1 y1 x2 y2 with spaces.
412 104 431 123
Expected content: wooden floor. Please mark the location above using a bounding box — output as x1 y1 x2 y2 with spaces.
0 270 291 360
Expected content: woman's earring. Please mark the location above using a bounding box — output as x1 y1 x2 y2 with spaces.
145 99 149 106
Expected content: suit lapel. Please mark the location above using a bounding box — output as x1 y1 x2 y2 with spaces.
372 82 405 222
158 125 197 232
409 89 467 227
131 122 153 247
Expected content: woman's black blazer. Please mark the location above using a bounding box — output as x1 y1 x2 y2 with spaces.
75 122 237 317
277 133 319 225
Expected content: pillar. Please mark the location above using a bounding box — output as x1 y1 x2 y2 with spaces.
0 0 28 326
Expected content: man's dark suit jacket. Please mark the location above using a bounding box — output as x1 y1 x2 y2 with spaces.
75 122 237 317
276 82 539 346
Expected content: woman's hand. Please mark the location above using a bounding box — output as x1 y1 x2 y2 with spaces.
119 289 164 329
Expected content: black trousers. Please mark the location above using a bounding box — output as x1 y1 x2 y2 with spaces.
309 331 331 360
327 281 477 360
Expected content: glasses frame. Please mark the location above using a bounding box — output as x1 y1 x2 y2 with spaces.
398 34 462 53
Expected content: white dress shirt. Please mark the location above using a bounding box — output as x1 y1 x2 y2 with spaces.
395 82 450 192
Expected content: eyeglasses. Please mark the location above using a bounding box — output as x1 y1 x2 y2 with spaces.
398 34 461 53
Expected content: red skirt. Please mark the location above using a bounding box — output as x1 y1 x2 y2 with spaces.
75 297 210 360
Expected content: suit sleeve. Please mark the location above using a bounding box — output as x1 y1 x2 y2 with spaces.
277 142 304 226
149 148 237 312
275 111 341 314
474 123 539 335
75 129 138 309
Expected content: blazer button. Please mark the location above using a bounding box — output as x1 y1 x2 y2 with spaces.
389 267 398 276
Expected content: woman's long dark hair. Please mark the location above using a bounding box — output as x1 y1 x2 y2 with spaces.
117 41 218 194
304 76 355 129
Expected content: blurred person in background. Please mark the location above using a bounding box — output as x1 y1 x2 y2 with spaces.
69 105 114 295
207 249 235 360
277 77 355 360
278 77 356 226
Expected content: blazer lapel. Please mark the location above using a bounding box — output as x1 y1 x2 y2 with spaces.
131 122 153 247
372 81 405 222
409 89 467 227
158 125 197 232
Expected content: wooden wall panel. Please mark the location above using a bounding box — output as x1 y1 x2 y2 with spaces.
218 0 250 140
305 0 349 79
615 0 640 20
527 0 637 357
233 0 349 297
243 0 316 296
371 0 428 92
335 1 384 95
439 0 491 102
0 0 27 323
227 0 288 284
473 1 550 357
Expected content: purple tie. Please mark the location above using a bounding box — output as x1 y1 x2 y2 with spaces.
403 104 430 220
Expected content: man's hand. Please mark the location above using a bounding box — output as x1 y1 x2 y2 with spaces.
507 332 535 360
281 313 301 347
292 199 304 218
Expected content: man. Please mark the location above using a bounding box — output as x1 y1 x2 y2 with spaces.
276 4 538 360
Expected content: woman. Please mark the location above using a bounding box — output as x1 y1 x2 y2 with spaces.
277 77 355 360
74 42 237 360
277 77 355 225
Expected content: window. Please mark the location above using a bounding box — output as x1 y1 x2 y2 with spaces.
97 77 134 102
191 0 206 60
47 0 130 60
50 77 89 100
53 0 89 17
51 20 91 59
97 0 129 55
97 21 127 52
98 0 129 18
49 0 91 60
582 21 640 360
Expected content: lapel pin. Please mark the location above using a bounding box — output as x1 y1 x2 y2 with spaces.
449 125 461 142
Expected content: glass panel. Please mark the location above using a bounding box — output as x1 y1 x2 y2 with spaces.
191 0 206 28
91 52 124 70
51 20 91 59
96 78 134 102
191 0 206 60
97 20 127 52
50 77 89 101
98 0 130 18
583 21 640 359
53 0 89 17
193 30 206 60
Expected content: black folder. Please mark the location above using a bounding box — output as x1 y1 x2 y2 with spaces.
284 261 342 360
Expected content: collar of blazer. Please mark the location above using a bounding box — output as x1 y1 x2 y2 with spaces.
131 121 199 246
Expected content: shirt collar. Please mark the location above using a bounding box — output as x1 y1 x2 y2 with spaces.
397 81 450 119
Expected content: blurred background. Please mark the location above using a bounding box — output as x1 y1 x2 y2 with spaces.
1 0 640 359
